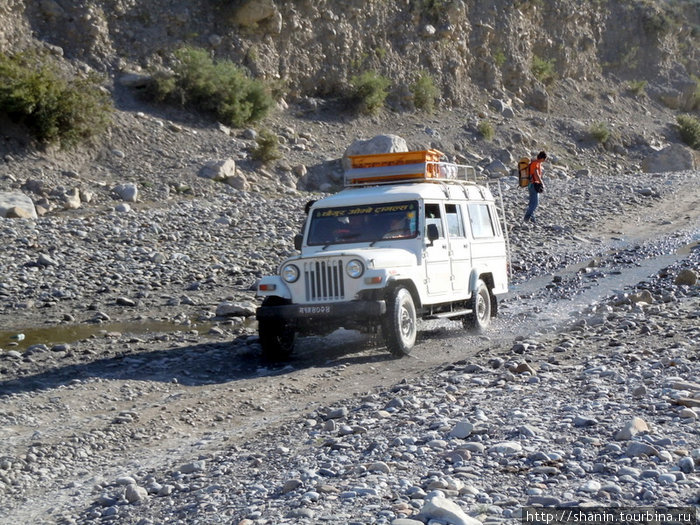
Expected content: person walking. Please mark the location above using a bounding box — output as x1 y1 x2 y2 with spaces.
523 151 547 224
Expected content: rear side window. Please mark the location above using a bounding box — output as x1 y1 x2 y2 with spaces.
445 203 465 238
467 203 495 238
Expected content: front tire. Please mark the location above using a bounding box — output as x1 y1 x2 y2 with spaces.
258 319 296 361
463 279 491 332
382 286 417 357
258 297 296 361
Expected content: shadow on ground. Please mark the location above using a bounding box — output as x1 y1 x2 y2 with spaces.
0 330 397 397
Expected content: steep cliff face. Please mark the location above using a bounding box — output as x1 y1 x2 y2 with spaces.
0 0 698 110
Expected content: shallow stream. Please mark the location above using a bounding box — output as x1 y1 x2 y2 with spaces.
0 319 212 352
2 232 697 356
502 233 699 331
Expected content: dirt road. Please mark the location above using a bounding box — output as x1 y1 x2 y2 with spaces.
0 171 698 524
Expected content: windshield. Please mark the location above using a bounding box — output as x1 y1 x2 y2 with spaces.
307 200 419 246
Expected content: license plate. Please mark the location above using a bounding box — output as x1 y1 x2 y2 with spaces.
298 305 332 315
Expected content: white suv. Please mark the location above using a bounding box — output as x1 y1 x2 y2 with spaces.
255 151 509 359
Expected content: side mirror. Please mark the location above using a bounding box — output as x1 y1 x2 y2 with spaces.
426 223 440 245
294 234 303 251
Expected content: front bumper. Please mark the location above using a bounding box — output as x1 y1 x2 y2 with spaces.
256 300 386 331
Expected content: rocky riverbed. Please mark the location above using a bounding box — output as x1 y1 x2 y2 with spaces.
0 164 698 524
0 169 696 335
1 0 699 522
78 266 700 525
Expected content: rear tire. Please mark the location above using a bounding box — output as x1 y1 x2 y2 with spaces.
463 279 491 333
382 286 417 357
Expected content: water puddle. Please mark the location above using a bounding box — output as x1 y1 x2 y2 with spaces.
0 320 211 352
677 240 700 256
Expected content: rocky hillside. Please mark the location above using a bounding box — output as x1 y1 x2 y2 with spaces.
2 0 699 107
0 0 698 215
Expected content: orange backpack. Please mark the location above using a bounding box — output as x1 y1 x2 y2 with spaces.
518 157 531 188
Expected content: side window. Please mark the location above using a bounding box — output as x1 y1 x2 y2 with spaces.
467 203 496 238
445 203 465 238
424 203 443 237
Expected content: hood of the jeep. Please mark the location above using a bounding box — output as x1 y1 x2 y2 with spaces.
301 246 419 268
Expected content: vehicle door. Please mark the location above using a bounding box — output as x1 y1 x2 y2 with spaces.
445 203 470 294
466 202 507 290
423 202 450 296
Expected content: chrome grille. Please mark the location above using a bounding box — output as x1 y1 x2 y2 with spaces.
304 259 345 301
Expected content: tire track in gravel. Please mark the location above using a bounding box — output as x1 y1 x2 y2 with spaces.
0 173 698 523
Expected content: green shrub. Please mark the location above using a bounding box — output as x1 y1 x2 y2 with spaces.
251 129 280 163
411 71 439 112
531 55 557 85
493 49 507 68
616 46 640 71
589 122 611 143
642 10 672 37
149 46 272 127
627 80 647 97
478 120 494 141
0 50 112 148
677 114 700 150
416 0 450 23
350 71 390 115
514 0 545 8
690 75 700 110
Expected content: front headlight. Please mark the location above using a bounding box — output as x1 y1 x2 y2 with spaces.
282 264 300 283
346 259 364 278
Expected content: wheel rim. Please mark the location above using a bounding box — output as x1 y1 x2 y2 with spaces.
476 288 490 324
477 291 487 322
399 303 415 343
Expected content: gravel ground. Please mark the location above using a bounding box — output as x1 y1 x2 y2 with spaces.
1 169 696 331
82 262 700 525
0 163 698 524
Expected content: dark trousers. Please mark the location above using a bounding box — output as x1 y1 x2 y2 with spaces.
524 183 539 222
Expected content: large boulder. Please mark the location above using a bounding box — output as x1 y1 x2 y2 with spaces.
0 192 38 219
651 79 700 111
231 0 277 26
526 85 549 112
118 72 152 88
415 493 481 525
642 144 696 173
342 134 408 171
61 188 81 210
484 159 510 178
113 183 139 202
215 301 256 317
199 159 236 181
674 269 698 286
225 172 250 191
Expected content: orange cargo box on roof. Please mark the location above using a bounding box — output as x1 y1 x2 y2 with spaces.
348 149 444 169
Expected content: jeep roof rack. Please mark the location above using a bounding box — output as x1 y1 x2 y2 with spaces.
345 150 478 187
